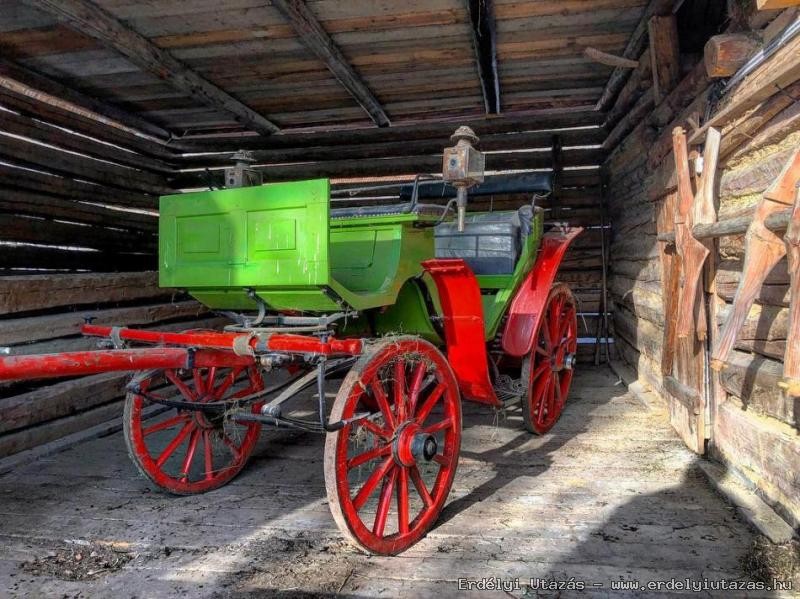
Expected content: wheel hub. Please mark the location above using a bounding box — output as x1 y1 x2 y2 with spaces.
393 422 438 467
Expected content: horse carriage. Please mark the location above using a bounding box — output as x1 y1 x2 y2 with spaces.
0 128 581 555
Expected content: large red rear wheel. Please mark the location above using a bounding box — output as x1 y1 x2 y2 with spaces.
521 284 578 434
124 364 264 495
324 338 461 555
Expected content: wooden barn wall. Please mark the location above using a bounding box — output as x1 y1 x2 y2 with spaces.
604 13 800 526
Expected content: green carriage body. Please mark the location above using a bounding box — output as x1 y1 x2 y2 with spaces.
159 178 543 341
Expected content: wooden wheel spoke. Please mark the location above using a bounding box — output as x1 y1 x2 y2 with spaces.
393 358 407 421
415 382 445 424
372 467 398 537
369 379 396 430
424 417 453 434
538 379 555 426
407 361 427 415
347 443 390 470
410 465 434 508
142 413 189 437
205 367 218 397
219 431 242 462
353 455 395 511
180 429 201 478
397 467 410 535
433 453 452 467
359 418 391 440
203 430 214 481
214 366 243 399
165 370 196 402
155 421 194 468
540 320 553 350
193 369 206 397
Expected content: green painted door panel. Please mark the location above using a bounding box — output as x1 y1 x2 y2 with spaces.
160 179 330 290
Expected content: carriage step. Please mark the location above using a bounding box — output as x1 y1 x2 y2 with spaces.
493 374 524 404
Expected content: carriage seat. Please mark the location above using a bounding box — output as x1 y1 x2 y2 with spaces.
434 206 536 275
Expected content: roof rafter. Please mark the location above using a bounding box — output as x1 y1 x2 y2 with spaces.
24 0 280 135
466 0 501 114
271 0 390 128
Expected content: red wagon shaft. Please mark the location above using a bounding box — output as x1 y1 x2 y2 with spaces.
0 326 363 382
0 348 252 382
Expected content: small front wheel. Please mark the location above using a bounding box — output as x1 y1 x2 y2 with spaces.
521 284 578 434
124 364 264 495
324 337 461 555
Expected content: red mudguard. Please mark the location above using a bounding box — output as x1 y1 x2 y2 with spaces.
502 227 584 357
422 259 501 407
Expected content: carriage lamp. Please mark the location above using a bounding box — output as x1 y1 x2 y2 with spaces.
225 149 263 188
442 126 485 231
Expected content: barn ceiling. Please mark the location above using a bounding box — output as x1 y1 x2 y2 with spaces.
0 0 649 138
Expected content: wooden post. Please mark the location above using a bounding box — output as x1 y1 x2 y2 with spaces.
648 15 681 105
677 128 721 341
704 34 761 78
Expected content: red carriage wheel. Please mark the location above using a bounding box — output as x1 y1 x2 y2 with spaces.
124 364 264 495
521 284 578 434
324 337 461 555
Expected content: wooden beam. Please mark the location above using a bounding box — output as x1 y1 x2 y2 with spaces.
648 15 681 105
26 0 280 135
0 163 158 210
0 189 156 232
178 128 605 168
174 148 605 187
271 0 390 127
757 0 800 8
0 245 155 273
466 0 501 114
689 29 800 145
704 33 761 78
0 301 206 347
595 0 674 111
179 109 606 152
0 272 167 315
0 59 171 142
584 47 639 69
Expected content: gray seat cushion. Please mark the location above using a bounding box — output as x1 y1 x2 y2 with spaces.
435 209 533 275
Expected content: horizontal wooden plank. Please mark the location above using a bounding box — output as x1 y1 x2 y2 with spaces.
178 128 605 168
0 372 127 435
0 271 166 315
0 107 172 174
0 300 206 345
0 163 158 210
179 109 607 151
0 245 156 273
0 132 170 195
0 398 123 458
718 349 796 427
0 188 156 231
176 148 605 187
0 214 157 253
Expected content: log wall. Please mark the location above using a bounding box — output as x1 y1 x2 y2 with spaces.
604 10 800 526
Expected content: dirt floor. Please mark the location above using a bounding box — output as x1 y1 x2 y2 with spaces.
0 366 793 597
